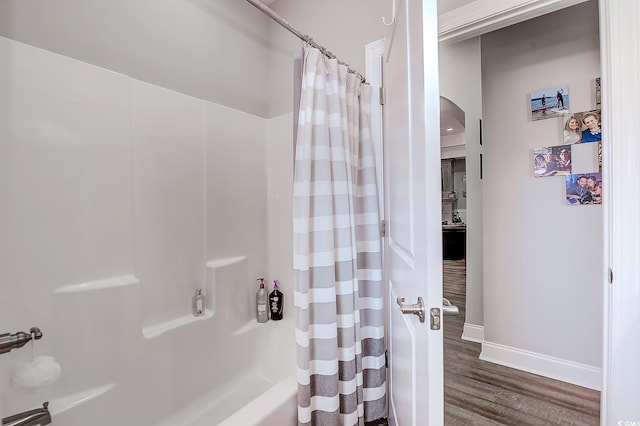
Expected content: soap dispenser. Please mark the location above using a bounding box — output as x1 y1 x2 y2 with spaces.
256 278 269 323
192 289 205 317
269 280 284 321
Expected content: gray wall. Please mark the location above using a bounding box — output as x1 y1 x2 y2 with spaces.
268 0 392 117
481 1 602 383
439 38 484 332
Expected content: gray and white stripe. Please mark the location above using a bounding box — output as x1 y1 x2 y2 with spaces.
294 47 385 426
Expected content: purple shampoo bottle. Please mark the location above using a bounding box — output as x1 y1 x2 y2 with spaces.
269 280 284 320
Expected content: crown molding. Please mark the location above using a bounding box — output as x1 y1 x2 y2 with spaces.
438 0 590 43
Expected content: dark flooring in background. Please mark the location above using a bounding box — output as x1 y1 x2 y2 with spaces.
365 418 388 426
443 260 600 425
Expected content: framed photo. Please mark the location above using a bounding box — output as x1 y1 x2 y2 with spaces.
565 172 602 205
530 84 570 121
573 109 602 144
532 145 572 177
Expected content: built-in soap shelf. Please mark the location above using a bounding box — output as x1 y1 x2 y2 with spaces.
206 256 247 269
142 311 213 339
48 383 116 416
232 312 292 336
54 275 139 293
140 256 246 340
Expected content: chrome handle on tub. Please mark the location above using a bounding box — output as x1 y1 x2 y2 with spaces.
0 327 43 355
396 296 426 323
2 401 51 426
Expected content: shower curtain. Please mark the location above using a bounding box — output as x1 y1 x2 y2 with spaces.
293 47 386 425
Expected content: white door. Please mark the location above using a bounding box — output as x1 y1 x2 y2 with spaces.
383 0 443 425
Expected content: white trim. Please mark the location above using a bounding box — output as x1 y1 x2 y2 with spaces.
599 0 640 423
480 341 602 391
438 0 590 44
461 323 484 343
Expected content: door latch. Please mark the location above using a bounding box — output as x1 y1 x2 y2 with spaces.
430 308 441 330
396 296 426 322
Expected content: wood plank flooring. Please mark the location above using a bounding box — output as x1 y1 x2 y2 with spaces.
443 260 601 425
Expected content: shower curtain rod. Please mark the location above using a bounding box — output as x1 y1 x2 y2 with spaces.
245 0 366 82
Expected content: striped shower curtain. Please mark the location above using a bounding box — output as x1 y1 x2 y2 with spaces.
293 47 386 425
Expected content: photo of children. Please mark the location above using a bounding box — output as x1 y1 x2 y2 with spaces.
574 109 602 143
565 173 602 205
530 85 570 120
532 145 572 177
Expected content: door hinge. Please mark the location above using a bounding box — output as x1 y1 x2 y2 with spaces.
385 349 389 368
379 86 386 105
608 268 613 284
380 220 387 237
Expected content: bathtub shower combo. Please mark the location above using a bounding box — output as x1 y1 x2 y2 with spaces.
1 256 297 425
0 30 297 426
0 0 386 424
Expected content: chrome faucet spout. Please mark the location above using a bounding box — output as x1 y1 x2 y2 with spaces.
2 402 51 426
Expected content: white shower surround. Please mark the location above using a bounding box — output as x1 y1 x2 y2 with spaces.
0 36 295 424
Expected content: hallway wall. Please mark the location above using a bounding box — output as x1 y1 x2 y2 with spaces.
439 37 484 340
481 1 602 389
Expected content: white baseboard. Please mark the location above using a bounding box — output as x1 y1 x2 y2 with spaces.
480 341 602 390
461 323 484 343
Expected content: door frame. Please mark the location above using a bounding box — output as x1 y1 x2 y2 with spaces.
438 0 640 424
438 0 591 44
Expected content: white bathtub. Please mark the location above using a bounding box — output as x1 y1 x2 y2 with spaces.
2 257 298 426
217 376 297 426
156 374 298 426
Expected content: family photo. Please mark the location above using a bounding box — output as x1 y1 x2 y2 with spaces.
529 80 603 207
565 173 602 205
530 84 570 120
565 109 602 144
533 145 572 177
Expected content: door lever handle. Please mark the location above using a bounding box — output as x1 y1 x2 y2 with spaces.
442 298 459 316
396 296 425 322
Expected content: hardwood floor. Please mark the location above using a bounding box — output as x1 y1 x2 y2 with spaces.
443 260 601 425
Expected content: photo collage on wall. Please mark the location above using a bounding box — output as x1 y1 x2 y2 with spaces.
529 80 603 205
530 85 570 121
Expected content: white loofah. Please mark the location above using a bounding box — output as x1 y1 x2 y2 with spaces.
12 355 62 392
